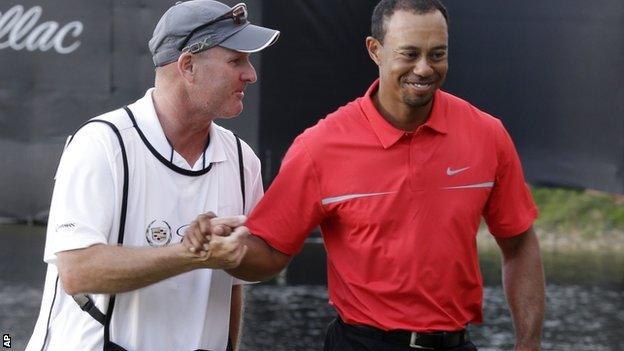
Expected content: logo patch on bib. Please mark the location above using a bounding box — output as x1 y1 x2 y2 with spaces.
145 220 172 247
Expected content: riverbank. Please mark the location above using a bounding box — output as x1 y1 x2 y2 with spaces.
477 226 624 252
478 187 624 252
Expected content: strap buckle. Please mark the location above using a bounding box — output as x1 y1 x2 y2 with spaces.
72 294 106 325
73 294 93 310
409 332 436 350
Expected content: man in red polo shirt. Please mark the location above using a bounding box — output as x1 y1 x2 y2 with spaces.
184 0 545 350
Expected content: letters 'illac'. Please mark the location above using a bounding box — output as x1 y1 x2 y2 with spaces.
0 5 83 54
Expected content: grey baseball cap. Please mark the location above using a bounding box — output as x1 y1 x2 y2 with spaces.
149 1 280 67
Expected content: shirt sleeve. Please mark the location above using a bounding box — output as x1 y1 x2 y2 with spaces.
246 135 325 255
483 120 538 237
44 124 117 264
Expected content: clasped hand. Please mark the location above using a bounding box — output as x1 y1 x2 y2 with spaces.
182 212 249 269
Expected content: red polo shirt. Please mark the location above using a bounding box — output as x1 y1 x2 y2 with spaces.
247 80 537 332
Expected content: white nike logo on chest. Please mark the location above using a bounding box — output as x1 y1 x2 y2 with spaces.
446 166 470 176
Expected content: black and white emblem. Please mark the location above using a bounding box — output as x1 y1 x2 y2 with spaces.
145 220 172 247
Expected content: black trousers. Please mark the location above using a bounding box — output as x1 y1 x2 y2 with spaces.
324 318 478 351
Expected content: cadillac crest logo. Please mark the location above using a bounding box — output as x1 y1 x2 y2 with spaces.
145 220 172 247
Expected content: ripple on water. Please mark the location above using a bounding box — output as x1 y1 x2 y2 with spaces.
0 285 44 350
241 284 624 351
2 283 622 351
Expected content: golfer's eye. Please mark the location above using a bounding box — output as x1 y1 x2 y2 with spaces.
430 50 447 61
396 51 419 60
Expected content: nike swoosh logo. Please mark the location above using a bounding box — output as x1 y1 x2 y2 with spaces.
446 166 470 176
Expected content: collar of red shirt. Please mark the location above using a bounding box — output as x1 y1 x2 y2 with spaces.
359 79 448 149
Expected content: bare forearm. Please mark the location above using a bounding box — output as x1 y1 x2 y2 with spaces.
226 234 291 281
58 243 201 295
229 285 243 350
497 228 545 350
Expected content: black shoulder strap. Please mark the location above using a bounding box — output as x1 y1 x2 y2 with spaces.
64 119 130 248
72 294 106 325
234 134 246 213
61 115 130 351
100 115 130 350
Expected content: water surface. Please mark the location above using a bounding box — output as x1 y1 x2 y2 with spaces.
1 225 622 350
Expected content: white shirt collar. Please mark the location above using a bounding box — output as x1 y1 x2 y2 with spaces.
130 88 227 171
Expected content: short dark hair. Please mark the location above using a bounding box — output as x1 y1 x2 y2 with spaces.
371 0 449 43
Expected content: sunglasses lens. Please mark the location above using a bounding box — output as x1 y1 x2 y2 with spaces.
179 3 248 51
232 4 247 24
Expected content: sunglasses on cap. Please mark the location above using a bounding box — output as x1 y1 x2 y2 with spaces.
178 3 248 53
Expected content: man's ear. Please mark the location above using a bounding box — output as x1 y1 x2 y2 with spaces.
366 36 382 66
177 52 194 82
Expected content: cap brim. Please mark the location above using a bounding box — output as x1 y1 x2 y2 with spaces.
219 24 280 53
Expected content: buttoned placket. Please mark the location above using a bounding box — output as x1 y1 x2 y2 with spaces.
408 126 437 191
399 131 413 191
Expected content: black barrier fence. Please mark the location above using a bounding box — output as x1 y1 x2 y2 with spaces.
1 0 623 221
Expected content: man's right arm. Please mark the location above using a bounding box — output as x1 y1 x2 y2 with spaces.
58 215 249 295
226 233 292 282
58 243 200 295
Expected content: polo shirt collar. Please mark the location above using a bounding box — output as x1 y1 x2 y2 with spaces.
132 89 227 170
360 79 448 149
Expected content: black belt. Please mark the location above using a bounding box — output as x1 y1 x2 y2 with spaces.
338 318 469 350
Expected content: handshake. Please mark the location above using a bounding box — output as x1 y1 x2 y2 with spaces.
182 212 250 270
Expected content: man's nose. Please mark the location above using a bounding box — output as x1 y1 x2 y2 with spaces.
241 62 257 84
412 57 434 77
